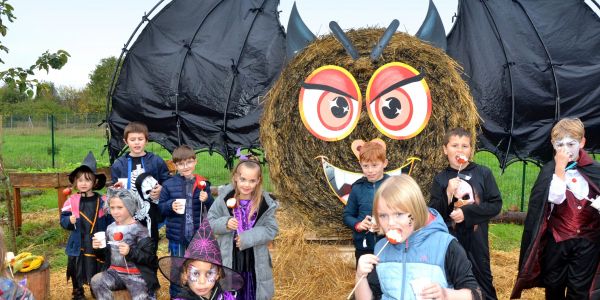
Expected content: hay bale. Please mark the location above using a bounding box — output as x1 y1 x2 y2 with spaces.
261 28 478 235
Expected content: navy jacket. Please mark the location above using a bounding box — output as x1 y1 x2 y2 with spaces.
158 174 214 242
110 152 170 186
342 174 389 251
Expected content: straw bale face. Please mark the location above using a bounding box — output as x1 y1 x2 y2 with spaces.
261 28 478 234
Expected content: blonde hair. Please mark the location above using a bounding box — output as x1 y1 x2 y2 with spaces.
231 156 263 220
551 118 585 144
373 175 429 234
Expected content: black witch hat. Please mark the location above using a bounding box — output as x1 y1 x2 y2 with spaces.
68 151 107 190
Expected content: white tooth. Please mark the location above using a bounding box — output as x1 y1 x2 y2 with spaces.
333 165 362 189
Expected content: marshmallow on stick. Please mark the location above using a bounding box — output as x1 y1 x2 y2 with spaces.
226 197 238 209
347 229 402 299
198 180 207 190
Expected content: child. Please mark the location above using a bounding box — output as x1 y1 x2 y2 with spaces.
343 139 389 265
158 145 213 297
429 127 501 300
91 188 159 299
512 118 600 299
111 121 169 200
355 175 482 300
0 228 34 299
60 151 111 300
208 155 279 300
158 217 244 300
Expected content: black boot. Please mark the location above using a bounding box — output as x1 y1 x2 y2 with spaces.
72 287 85 300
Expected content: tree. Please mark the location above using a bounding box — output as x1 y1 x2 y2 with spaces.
84 56 118 113
0 0 70 97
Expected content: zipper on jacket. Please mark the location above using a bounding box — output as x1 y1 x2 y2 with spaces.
401 242 408 300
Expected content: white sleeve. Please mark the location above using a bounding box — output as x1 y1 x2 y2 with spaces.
548 174 567 204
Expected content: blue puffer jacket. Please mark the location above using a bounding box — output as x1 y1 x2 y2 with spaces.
342 174 389 251
110 152 170 186
158 174 214 242
376 208 455 299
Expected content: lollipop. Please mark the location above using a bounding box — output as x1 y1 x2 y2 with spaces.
226 198 238 209
62 187 72 196
113 231 129 273
348 229 403 299
456 154 468 165
113 232 123 241
198 180 207 190
385 229 403 245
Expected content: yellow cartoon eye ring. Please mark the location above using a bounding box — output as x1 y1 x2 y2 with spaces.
366 62 431 140
299 65 362 141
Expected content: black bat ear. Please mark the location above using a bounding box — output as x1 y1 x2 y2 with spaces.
286 2 316 59
415 0 447 51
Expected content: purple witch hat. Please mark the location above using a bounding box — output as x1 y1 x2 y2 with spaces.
158 217 244 291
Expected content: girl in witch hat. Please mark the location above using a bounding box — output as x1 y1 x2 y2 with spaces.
60 151 111 300
159 217 244 300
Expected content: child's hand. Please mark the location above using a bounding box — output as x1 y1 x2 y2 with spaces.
92 237 101 249
199 191 208 202
172 200 184 213
554 148 570 179
112 181 125 189
149 184 162 200
421 282 447 300
227 217 239 231
118 242 130 256
235 235 241 249
357 215 373 232
70 216 77 225
449 208 464 223
356 254 378 278
446 178 461 203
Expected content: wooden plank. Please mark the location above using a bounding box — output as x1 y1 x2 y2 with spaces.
9 173 60 188
13 187 21 234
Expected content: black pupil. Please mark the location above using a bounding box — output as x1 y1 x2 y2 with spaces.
382 97 401 119
331 96 349 118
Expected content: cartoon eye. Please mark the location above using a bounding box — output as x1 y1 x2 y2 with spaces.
366 62 431 140
299 65 361 141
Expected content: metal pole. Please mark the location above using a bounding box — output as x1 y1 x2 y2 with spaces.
520 162 526 212
51 115 55 168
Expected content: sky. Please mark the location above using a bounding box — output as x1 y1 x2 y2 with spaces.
3 0 598 90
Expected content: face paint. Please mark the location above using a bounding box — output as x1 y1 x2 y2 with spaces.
553 137 580 161
187 264 218 284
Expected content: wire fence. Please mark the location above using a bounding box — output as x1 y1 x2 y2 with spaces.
0 114 240 187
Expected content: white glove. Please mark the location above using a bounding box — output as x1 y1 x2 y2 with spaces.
590 196 600 212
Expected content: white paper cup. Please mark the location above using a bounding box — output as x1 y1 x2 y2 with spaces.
175 198 186 214
410 278 430 300
94 231 106 248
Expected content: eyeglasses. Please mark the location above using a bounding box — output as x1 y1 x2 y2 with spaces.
175 159 196 168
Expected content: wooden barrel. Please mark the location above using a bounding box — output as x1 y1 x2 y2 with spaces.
13 261 50 300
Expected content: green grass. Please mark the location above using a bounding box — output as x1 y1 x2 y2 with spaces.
489 223 524 252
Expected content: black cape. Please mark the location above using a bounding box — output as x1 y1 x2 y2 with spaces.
512 151 600 299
